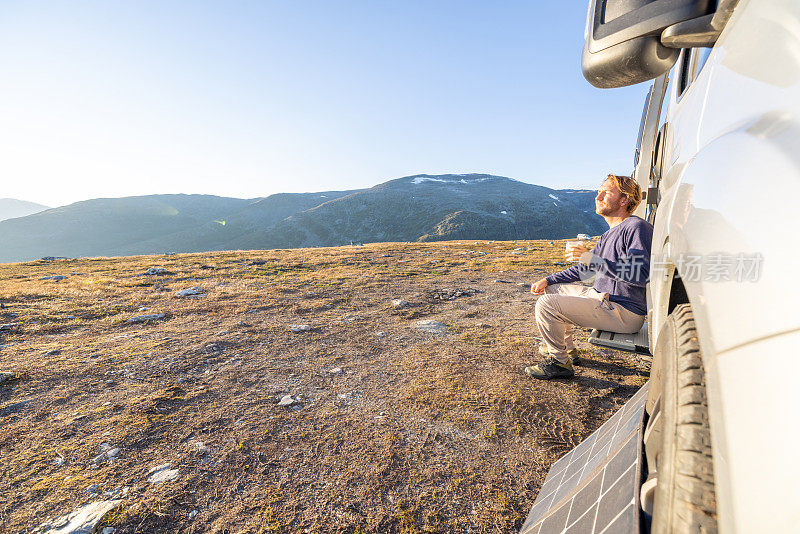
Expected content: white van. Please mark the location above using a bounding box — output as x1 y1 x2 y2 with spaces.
522 0 800 532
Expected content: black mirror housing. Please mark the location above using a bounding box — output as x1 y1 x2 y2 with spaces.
582 0 715 88
583 36 679 88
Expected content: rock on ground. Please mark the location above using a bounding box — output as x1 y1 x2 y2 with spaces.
413 320 448 334
174 287 204 297
277 395 297 406
147 463 180 484
391 299 410 309
33 499 121 534
126 313 166 323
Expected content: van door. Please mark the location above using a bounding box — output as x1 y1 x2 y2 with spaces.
632 74 669 220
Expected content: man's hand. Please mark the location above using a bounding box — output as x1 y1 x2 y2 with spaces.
565 244 590 262
531 279 548 294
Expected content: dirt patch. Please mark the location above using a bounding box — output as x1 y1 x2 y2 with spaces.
0 240 648 533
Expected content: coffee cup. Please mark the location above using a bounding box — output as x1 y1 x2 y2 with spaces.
566 240 588 261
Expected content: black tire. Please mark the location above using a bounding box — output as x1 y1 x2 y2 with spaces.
651 304 717 533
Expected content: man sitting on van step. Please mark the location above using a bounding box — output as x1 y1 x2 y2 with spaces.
525 174 653 380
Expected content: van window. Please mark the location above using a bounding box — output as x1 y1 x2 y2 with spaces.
693 47 713 77
677 47 713 99
634 86 652 166
677 49 691 97
660 67 674 129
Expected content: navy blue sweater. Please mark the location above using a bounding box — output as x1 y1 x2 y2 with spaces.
545 216 653 315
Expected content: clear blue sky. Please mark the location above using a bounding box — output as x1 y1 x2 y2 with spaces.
0 1 649 207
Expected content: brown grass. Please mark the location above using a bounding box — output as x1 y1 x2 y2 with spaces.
0 240 647 533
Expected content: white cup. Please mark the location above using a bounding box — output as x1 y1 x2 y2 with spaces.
566 240 588 261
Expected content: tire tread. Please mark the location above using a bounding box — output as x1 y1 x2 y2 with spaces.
667 304 717 530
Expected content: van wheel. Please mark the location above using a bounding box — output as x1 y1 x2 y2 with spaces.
651 304 717 533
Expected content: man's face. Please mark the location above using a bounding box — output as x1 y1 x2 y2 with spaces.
595 179 628 216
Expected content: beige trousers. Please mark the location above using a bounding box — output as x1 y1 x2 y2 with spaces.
535 283 645 365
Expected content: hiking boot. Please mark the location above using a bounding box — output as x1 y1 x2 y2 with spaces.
524 357 575 380
538 343 582 366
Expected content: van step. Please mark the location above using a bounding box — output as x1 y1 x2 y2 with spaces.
520 383 649 533
588 323 650 356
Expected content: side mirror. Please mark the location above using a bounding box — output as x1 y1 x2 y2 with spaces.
582 0 715 88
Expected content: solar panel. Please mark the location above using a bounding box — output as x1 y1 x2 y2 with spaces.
520 382 648 533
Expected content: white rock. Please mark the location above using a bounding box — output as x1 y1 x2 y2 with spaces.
147 463 180 484
288 324 311 332
413 320 448 334
174 287 204 297
192 441 209 456
375 331 386 337
391 299 410 309
102 527 116 534
36 500 121 534
126 313 166 323
107 448 120 458
144 267 168 275
329 367 342 374
189 510 198 519
277 395 296 406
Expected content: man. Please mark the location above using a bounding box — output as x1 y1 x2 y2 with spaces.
525 174 653 380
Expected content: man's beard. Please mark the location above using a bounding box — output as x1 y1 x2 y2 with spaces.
596 203 615 216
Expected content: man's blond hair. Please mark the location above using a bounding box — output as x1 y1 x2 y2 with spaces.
606 174 642 214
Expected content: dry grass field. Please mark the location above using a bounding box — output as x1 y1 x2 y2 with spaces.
0 240 648 533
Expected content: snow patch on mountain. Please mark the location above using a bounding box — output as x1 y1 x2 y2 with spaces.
411 175 497 185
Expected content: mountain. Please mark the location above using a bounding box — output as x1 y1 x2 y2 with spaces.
230 174 606 249
556 188 601 214
0 198 49 222
0 194 254 262
115 190 361 255
0 175 606 263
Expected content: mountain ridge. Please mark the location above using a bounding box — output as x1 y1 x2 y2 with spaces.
0 175 604 262
0 198 50 222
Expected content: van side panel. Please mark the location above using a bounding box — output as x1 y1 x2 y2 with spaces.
652 0 800 530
